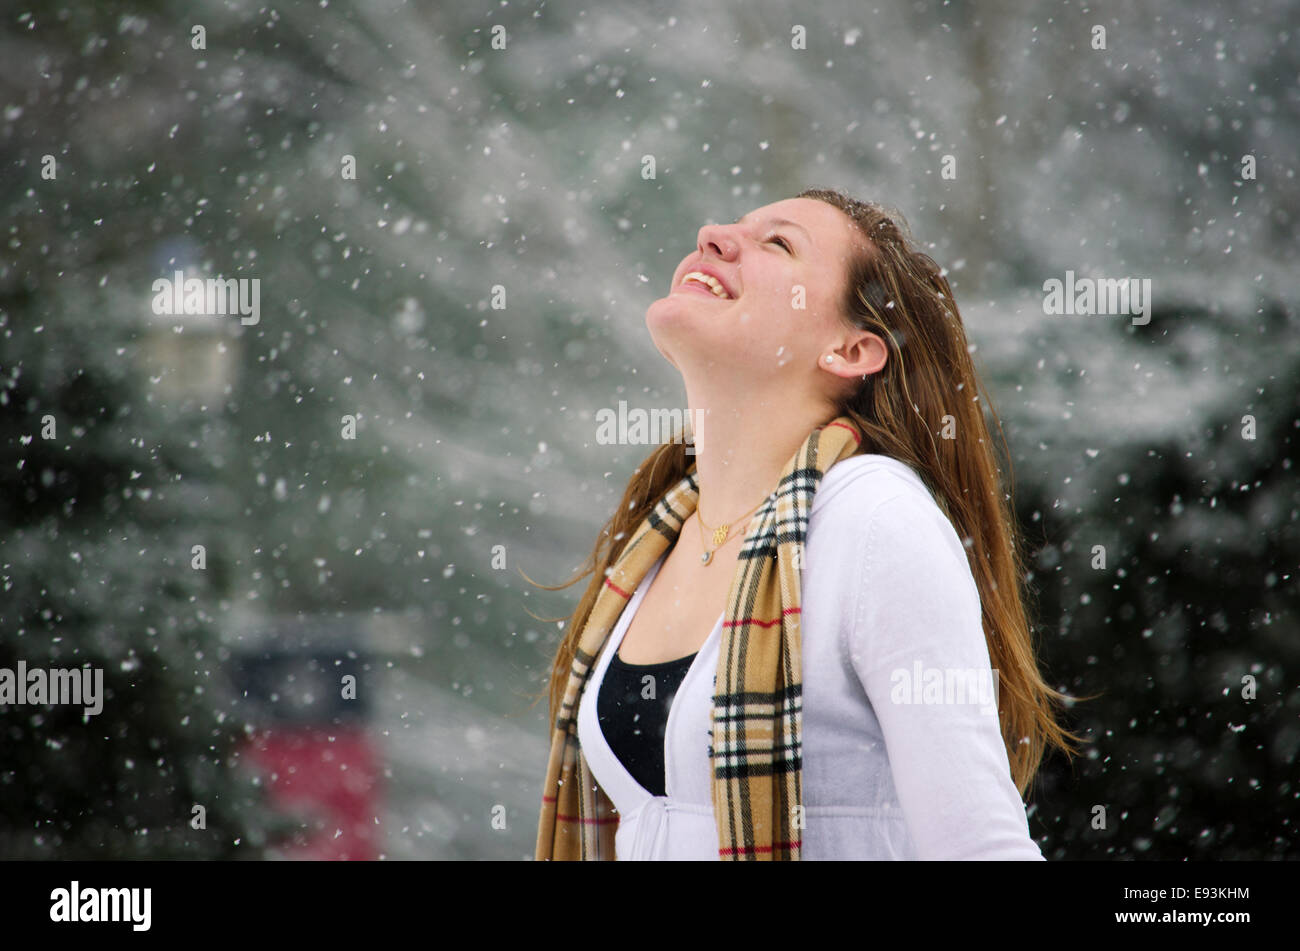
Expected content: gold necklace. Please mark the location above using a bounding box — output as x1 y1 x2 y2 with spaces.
695 493 770 565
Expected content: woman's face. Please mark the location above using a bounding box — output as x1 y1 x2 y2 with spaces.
646 197 867 385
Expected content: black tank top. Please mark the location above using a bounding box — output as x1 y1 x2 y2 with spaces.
597 648 698 797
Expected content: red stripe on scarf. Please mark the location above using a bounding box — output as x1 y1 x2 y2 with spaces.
825 420 862 445
722 606 801 629
559 814 619 825
603 577 634 599
719 840 803 855
541 795 620 825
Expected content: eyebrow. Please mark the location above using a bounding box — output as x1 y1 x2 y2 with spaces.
734 213 813 247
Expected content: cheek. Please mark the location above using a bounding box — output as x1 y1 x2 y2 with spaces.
736 306 815 369
800 282 841 322
779 287 839 341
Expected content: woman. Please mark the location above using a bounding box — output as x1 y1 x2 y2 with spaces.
530 187 1083 860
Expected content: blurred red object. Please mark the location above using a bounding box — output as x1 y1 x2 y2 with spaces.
243 725 382 860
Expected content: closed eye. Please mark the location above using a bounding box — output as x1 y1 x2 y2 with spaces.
767 234 793 253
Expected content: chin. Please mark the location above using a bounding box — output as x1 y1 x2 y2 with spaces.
647 296 739 367
645 296 690 339
647 293 722 327
646 293 685 319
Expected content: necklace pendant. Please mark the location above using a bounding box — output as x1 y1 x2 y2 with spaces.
712 525 729 547
701 549 712 565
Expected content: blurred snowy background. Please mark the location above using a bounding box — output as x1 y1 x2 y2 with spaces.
0 0 1295 859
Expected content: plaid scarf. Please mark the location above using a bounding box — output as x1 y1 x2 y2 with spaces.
535 416 863 860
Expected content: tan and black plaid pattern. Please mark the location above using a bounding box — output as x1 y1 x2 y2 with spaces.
536 417 863 860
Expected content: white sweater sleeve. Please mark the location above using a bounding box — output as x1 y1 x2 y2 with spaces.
842 486 1046 860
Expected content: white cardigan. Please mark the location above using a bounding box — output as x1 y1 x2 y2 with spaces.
576 453 1046 860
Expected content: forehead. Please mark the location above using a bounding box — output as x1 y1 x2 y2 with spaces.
737 198 864 258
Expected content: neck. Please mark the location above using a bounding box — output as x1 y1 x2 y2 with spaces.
684 377 834 528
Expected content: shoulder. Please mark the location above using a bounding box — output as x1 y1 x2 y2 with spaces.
808 453 972 586
808 456 987 679
811 454 951 542
812 453 933 514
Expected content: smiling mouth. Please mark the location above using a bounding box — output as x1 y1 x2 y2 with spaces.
679 271 733 299
677 280 727 299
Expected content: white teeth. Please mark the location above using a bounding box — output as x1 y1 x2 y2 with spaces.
682 271 731 298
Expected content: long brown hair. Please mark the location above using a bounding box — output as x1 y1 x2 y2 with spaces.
524 187 1085 797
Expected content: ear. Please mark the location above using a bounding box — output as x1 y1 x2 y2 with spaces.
821 330 887 379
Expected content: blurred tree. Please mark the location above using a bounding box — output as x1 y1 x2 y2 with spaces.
0 316 280 857
1011 296 1298 859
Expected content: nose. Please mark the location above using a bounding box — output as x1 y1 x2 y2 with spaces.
696 222 739 262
